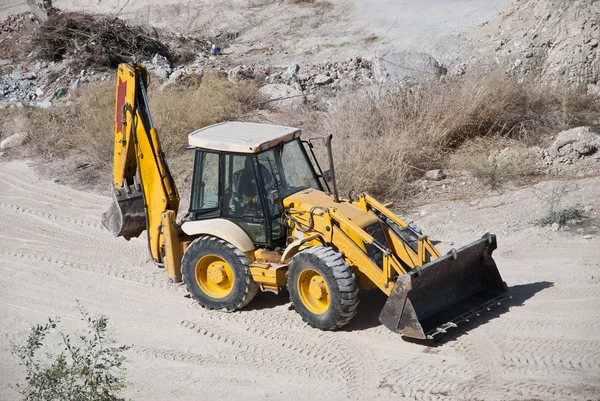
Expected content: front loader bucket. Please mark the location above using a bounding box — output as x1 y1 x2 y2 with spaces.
379 234 508 339
101 180 146 240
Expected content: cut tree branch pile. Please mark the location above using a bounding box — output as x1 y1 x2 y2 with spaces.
30 12 172 70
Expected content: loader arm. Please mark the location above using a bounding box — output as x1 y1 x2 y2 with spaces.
102 64 180 264
284 189 508 339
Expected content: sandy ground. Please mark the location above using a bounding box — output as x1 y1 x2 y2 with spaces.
1 159 599 401
2 0 508 66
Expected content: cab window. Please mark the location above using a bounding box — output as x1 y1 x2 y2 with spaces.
223 154 267 244
190 151 220 213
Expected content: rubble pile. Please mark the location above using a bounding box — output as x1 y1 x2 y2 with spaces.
476 0 600 90
541 126 600 176
224 57 378 110
0 59 112 108
488 127 600 178
0 8 215 107
266 57 375 91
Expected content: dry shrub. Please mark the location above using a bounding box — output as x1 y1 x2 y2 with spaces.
22 74 258 193
31 12 171 69
149 74 259 158
25 80 114 162
451 137 537 189
319 75 598 198
468 153 534 189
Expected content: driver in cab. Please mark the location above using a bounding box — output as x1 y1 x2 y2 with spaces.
229 158 271 217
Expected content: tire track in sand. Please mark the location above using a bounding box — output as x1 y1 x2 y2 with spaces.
180 317 371 398
0 249 178 291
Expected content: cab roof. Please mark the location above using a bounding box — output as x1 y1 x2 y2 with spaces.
188 122 301 153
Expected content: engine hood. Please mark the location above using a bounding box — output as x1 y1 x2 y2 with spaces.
283 188 379 228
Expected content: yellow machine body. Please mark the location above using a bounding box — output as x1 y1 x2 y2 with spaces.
103 63 508 340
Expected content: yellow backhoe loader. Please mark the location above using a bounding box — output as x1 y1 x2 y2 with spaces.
102 63 508 339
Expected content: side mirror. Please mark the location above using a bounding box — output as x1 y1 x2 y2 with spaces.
267 189 280 205
322 169 332 183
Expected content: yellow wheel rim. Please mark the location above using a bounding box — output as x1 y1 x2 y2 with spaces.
298 269 330 315
195 254 234 298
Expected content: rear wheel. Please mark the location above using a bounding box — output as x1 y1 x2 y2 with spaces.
182 236 258 311
287 246 359 330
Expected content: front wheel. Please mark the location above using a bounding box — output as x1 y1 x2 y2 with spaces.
181 236 258 311
287 246 359 330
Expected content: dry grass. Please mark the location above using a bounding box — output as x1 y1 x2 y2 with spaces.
302 75 599 198
6 72 598 202
19 74 258 183
24 81 115 162
149 75 259 158
451 137 538 189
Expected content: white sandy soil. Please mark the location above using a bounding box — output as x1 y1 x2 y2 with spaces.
1 160 599 401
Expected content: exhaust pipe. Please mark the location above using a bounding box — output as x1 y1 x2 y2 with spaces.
325 134 340 203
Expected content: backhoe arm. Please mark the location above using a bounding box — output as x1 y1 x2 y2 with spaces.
102 63 179 264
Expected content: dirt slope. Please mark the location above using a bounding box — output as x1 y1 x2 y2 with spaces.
1 160 599 401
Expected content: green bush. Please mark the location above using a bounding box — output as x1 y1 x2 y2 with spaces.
10 303 130 401
537 205 584 226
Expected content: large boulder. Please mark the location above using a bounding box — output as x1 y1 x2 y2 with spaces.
373 52 445 84
258 84 305 111
0 132 28 150
548 126 600 158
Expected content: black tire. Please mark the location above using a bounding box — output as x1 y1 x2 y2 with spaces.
181 236 258 311
287 246 359 330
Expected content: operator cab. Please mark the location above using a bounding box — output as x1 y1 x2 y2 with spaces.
185 122 328 249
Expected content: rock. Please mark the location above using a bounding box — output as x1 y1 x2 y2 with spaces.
548 127 600 157
36 101 52 109
71 78 82 89
154 68 170 79
588 83 600 98
551 222 560 231
425 169 444 181
0 133 28 150
17 72 36 80
419 210 428 217
152 53 170 68
151 54 171 79
228 65 255 83
35 87 44 97
314 74 333 85
469 199 480 206
583 234 593 240
258 84 305 111
374 52 445 83
281 63 300 80
168 68 185 83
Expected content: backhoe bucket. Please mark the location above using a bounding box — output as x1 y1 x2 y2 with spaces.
101 181 146 240
379 234 508 339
